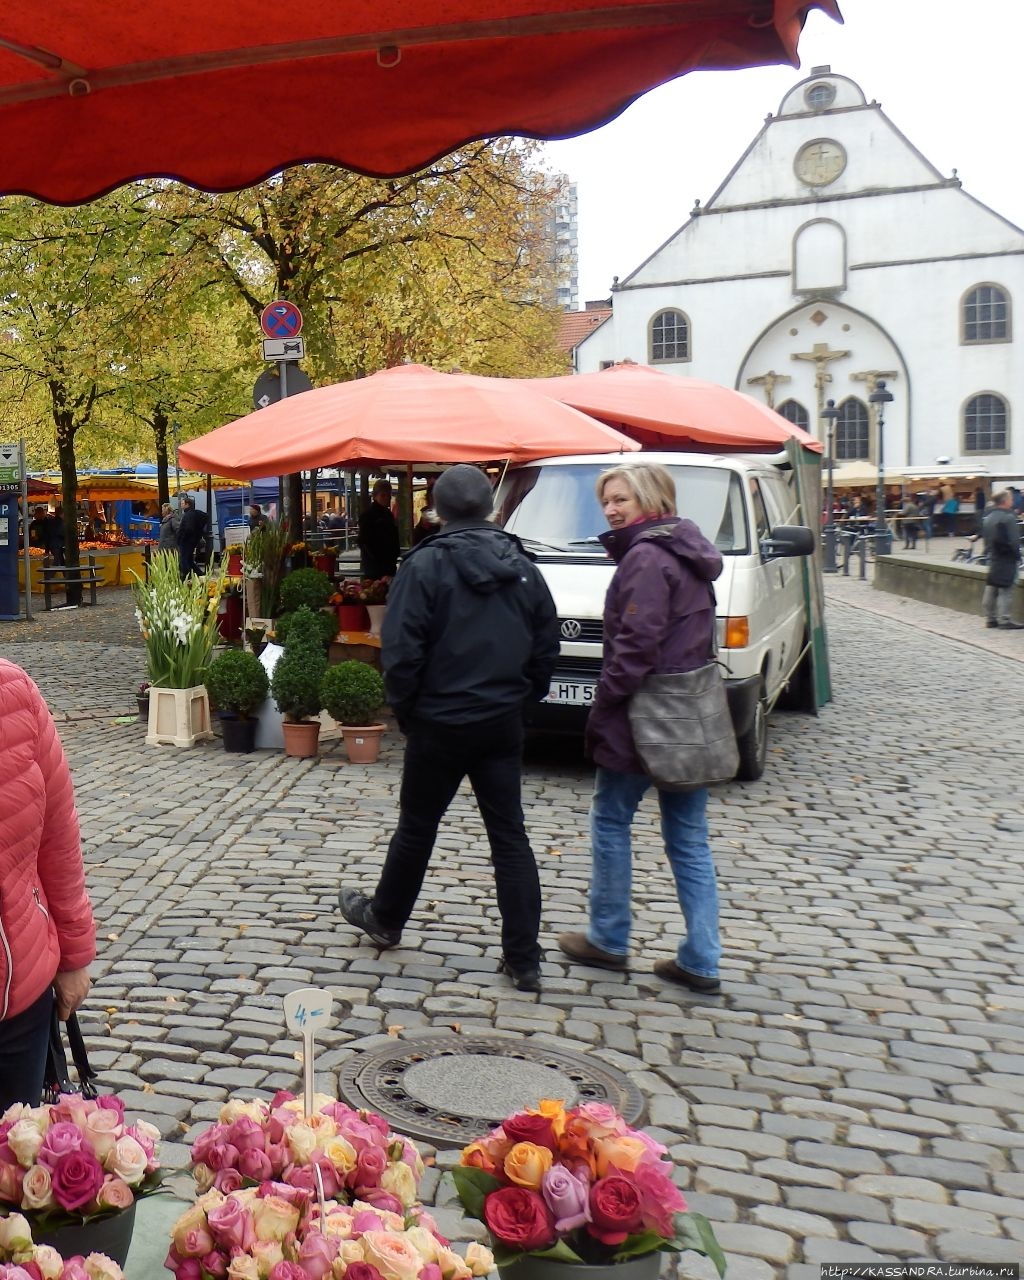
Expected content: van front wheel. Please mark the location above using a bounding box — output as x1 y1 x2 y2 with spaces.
734 682 767 781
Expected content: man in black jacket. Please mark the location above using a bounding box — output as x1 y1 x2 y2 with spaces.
339 465 560 992
176 497 208 579
982 489 1023 629
357 479 400 579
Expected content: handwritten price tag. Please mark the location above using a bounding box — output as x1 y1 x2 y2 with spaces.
283 987 334 1118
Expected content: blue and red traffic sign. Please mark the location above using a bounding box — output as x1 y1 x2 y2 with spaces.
260 299 303 339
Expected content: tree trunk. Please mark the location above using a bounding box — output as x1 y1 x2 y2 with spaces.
56 424 82 606
154 411 170 508
287 472 303 543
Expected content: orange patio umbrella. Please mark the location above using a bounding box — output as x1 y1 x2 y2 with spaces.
1 2 839 203
526 364 824 453
178 364 639 479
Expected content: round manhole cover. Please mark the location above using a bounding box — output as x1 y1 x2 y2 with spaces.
338 1035 644 1147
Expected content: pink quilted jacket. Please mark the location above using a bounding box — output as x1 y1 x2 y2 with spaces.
0 659 95 1021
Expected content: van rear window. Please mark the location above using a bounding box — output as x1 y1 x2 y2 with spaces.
495 464 750 553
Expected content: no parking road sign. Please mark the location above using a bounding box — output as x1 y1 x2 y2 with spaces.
260 299 303 340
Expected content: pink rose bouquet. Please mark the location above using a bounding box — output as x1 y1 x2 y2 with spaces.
452 1100 724 1275
165 1183 495 1280
189 1093 424 1212
0 1096 163 1230
0 1210 125 1278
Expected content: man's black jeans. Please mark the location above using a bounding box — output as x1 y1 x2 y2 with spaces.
0 986 53 1112
373 709 542 970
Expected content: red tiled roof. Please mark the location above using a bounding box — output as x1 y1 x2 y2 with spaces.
557 308 612 353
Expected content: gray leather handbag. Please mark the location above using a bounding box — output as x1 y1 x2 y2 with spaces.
628 661 739 791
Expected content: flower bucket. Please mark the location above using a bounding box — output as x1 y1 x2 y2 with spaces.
365 603 386 637
282 719 320 758
341 723 385 763
147 686 214 747
314 553 336 574
34 1201 137 1268
220 714 259 753
227 551 244 575
337 603 369 632
497 1257 661 1280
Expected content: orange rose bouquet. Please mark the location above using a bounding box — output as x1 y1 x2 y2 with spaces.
451 1101 723 1274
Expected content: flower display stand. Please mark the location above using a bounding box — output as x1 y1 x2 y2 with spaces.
146 686 214 747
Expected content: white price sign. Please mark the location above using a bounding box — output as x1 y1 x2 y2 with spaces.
283 987 334 1117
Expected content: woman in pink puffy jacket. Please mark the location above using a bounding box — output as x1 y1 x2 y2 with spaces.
0 659 95 1110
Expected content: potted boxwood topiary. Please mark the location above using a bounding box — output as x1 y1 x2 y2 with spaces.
205 648 270 753
273 607 337 651
321 660 386 763
278 566 333 614
271 605 327 757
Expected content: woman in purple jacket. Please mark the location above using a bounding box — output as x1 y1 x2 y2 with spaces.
558 463 725 993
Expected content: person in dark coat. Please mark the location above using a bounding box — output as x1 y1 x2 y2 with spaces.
982 489 1022 629
357 479 400 578
176 497 207 578
558 462 726 994
339 464 559 993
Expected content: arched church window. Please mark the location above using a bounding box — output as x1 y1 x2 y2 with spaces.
649 310 690 363
962 284 1010 343
836 398 869 460
777 400 809 430
963 393 1008 453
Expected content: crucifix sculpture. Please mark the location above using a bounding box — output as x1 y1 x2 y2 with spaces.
745 370 790 410
791 342 851 431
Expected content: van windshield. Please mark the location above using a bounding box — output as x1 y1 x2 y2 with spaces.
495 463 750 553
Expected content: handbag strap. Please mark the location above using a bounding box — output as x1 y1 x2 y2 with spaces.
43 1008 100 1101
66 1010 100 1099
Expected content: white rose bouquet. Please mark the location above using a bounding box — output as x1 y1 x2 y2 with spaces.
0 1211 125 1279
0 1095 163 1230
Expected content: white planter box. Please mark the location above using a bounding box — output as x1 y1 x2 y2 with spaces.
146 686 214 748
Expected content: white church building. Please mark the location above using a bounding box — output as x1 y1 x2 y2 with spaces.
576 67 1024 478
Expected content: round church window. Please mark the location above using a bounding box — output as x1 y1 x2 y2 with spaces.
805 82 836 111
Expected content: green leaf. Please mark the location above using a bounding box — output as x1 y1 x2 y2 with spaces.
449 1165 502 1220
612 1233 665 1261
531 1241 585 1263
676 1213 727 1279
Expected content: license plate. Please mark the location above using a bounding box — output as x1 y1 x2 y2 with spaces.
544 679 596 706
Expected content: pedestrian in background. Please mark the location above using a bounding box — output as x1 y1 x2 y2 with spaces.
982 490 1023 630
899 495 921 550
248 503 268 531
0 659 95 1111
158 501 179 551
339 464 559 993
558 462 725 994
358 479 401 579
176 496 207 578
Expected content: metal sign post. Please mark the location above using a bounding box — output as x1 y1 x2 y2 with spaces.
20 441 31 620
0 441 23 620
257 301 307 531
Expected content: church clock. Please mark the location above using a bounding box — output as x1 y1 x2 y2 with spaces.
795 139 846 187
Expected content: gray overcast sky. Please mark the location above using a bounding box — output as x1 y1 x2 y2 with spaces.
542 0 1024 303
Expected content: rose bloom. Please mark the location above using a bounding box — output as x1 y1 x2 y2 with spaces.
82 1110 122 1163
95 1096 125 1122
51 1095 90 1128
574 1104 627 1139
434 1245 472 1280
502 1113 557 1153
503 1143 553 1192
201 1249 229 1279
0 1162 25 1205
295 1229 337 1280
251 1239 285 1273
526 1101 567 1139
378 1162 417 1209
237 1148 273 1183
587 1176 643 1246
459 1143 502 1178
226 1116 266 1154
337 1239 365 1265
343 1265 387 1280
351 1144 384 1184
593 1136 648 1177
107 1136 147 1185
483 1187 556 1252
324 1136 358 1176
359 1231 425 1280
267 1263 307 1280
632 1162 686 1237
252 1193 300 1242
540 1165 590 1234
219 1100 267 1126
402 1225 439 1265
463 1243 494 1277
286 1123 317 1165
226 1256 260 1280
207 1196 257 1254
6 1119 44 1168
0 1212 33 1253
80 1253 124 1280
95 1176 134 1211
37 1122 85 1170
172 1204 214 1256
30 1242 65 1280
50 1150 105 1212
20 1163 54 1211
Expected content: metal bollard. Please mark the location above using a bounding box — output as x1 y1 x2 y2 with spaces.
857 537 868 579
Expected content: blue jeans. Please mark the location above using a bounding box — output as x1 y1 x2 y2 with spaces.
588 768 721 977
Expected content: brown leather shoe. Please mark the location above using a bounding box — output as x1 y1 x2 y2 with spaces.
653 958 721 994
557 932 628 971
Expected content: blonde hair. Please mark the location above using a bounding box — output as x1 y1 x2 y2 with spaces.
596 463 677 518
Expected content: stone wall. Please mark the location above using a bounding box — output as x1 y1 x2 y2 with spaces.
875 556 1024 622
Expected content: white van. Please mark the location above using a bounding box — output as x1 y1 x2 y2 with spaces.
494 450 821 781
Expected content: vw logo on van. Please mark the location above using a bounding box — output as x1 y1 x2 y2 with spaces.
560 619 583 639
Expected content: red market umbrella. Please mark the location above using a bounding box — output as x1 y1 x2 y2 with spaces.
27 476 61 496
1 2 839 203
526 363 824 453
178 363 639 479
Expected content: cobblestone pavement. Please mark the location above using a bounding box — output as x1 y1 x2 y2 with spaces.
2 583 1023 1276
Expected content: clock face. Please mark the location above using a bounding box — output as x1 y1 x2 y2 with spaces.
795 139 847 187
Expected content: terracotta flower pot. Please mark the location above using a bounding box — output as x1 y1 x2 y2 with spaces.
282 719 320 758
340 723 385 763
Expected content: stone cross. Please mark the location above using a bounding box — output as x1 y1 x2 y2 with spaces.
791 342 851 427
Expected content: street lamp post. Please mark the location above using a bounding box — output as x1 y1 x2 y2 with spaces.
171 421 182 501
869 379 894 555
821 398 839 573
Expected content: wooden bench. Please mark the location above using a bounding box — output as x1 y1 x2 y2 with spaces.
40 556 106 610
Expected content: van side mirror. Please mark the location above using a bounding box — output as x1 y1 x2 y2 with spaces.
760 524 815 559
